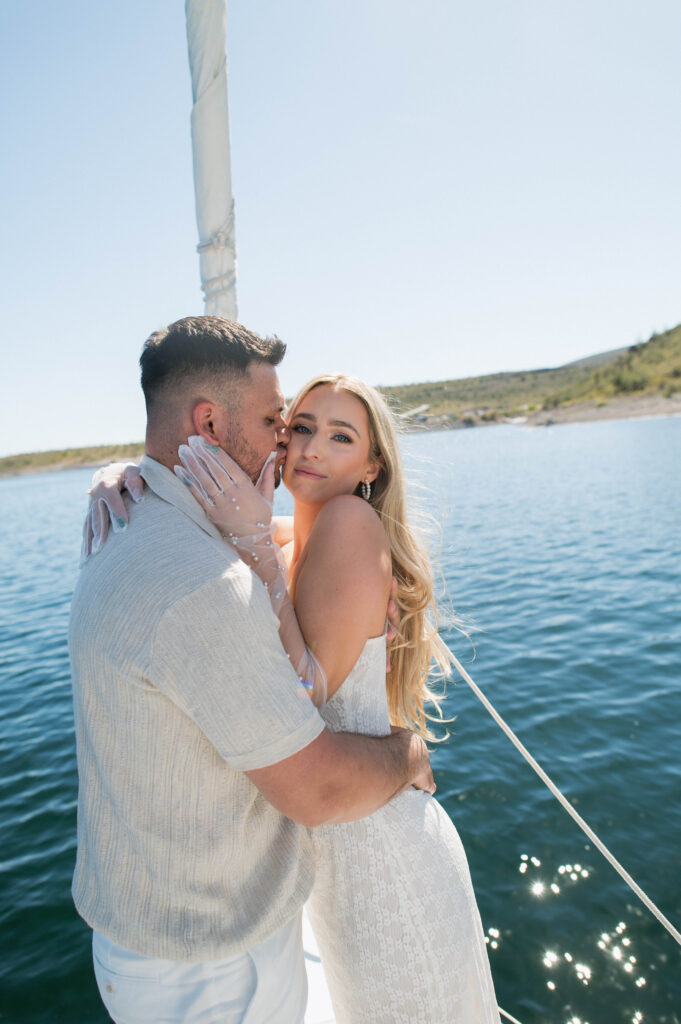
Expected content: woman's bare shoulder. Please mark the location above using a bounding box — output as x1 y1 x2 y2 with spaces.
299 496 391 612
311 495 389 553
294 497 392 688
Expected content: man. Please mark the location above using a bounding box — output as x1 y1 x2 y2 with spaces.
69 316 434 1023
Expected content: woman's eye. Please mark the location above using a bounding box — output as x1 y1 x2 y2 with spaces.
292 423 311 435
333 433 352 444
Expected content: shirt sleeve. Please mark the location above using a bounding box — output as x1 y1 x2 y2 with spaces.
149 561 325 771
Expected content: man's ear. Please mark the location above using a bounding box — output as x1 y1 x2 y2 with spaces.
192 401 220 444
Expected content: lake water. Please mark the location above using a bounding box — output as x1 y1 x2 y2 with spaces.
1 416 679 1024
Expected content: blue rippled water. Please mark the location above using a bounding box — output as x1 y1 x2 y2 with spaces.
1 416 679 1023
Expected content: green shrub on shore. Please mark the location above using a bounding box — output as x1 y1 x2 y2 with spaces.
612 368 650 393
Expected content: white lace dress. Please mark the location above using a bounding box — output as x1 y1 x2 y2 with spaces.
305 635 500 1024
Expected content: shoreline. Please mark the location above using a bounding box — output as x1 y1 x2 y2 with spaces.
405 391 681 433
2 392 680 480
523 391 681 428
0 455 145 481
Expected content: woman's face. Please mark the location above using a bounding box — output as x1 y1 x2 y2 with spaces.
283 385 379 504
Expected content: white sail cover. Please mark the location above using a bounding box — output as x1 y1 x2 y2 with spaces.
185 0 237 319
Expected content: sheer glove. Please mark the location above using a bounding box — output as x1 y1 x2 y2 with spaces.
81 462 144 561
175 436 326 706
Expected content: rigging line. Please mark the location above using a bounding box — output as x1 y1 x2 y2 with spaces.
447 650 681 949
499 1009 525 1024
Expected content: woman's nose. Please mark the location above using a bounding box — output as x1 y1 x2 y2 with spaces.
302 433 320 458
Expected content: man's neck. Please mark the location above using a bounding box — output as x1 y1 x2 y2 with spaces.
144 432 185 474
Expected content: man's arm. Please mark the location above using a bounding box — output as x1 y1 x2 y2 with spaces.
246 725 434 828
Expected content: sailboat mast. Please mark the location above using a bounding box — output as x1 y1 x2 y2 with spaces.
185 0 238 319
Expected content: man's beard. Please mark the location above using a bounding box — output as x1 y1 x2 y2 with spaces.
221 426 285 488
221 426 264 484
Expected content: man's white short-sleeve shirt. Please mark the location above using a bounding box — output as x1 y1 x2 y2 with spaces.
70 456 324 960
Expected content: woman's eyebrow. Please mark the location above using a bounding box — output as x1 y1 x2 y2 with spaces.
329 419 360 437
292 411 360 437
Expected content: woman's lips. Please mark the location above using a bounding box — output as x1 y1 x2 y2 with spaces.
294 467 326 479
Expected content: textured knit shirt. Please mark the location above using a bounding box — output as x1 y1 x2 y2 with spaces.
69 456 325 960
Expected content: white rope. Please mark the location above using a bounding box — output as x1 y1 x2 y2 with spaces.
196 204 236 253
498 1008 525 1024
448 650 681 948
200 270 237 301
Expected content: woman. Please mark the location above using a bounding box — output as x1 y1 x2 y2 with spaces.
87 374 500 1023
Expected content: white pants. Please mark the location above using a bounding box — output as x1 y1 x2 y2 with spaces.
92 913 307 1024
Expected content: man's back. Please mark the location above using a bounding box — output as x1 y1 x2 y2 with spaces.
69 458 324 960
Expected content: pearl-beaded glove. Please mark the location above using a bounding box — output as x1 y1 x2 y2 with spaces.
175 436 326 707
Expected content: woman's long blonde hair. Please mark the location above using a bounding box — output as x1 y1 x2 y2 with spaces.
287 374 452 739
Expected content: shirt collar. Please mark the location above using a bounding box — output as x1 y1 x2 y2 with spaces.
139 454 223 542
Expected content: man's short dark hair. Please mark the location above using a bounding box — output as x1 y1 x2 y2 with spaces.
140 316 286 411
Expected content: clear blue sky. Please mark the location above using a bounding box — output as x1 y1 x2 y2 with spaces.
1 1 679 457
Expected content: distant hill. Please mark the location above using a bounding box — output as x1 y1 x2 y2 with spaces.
560 347 628 370
381 324 681 420
540 324 681 409
1 324 680 476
